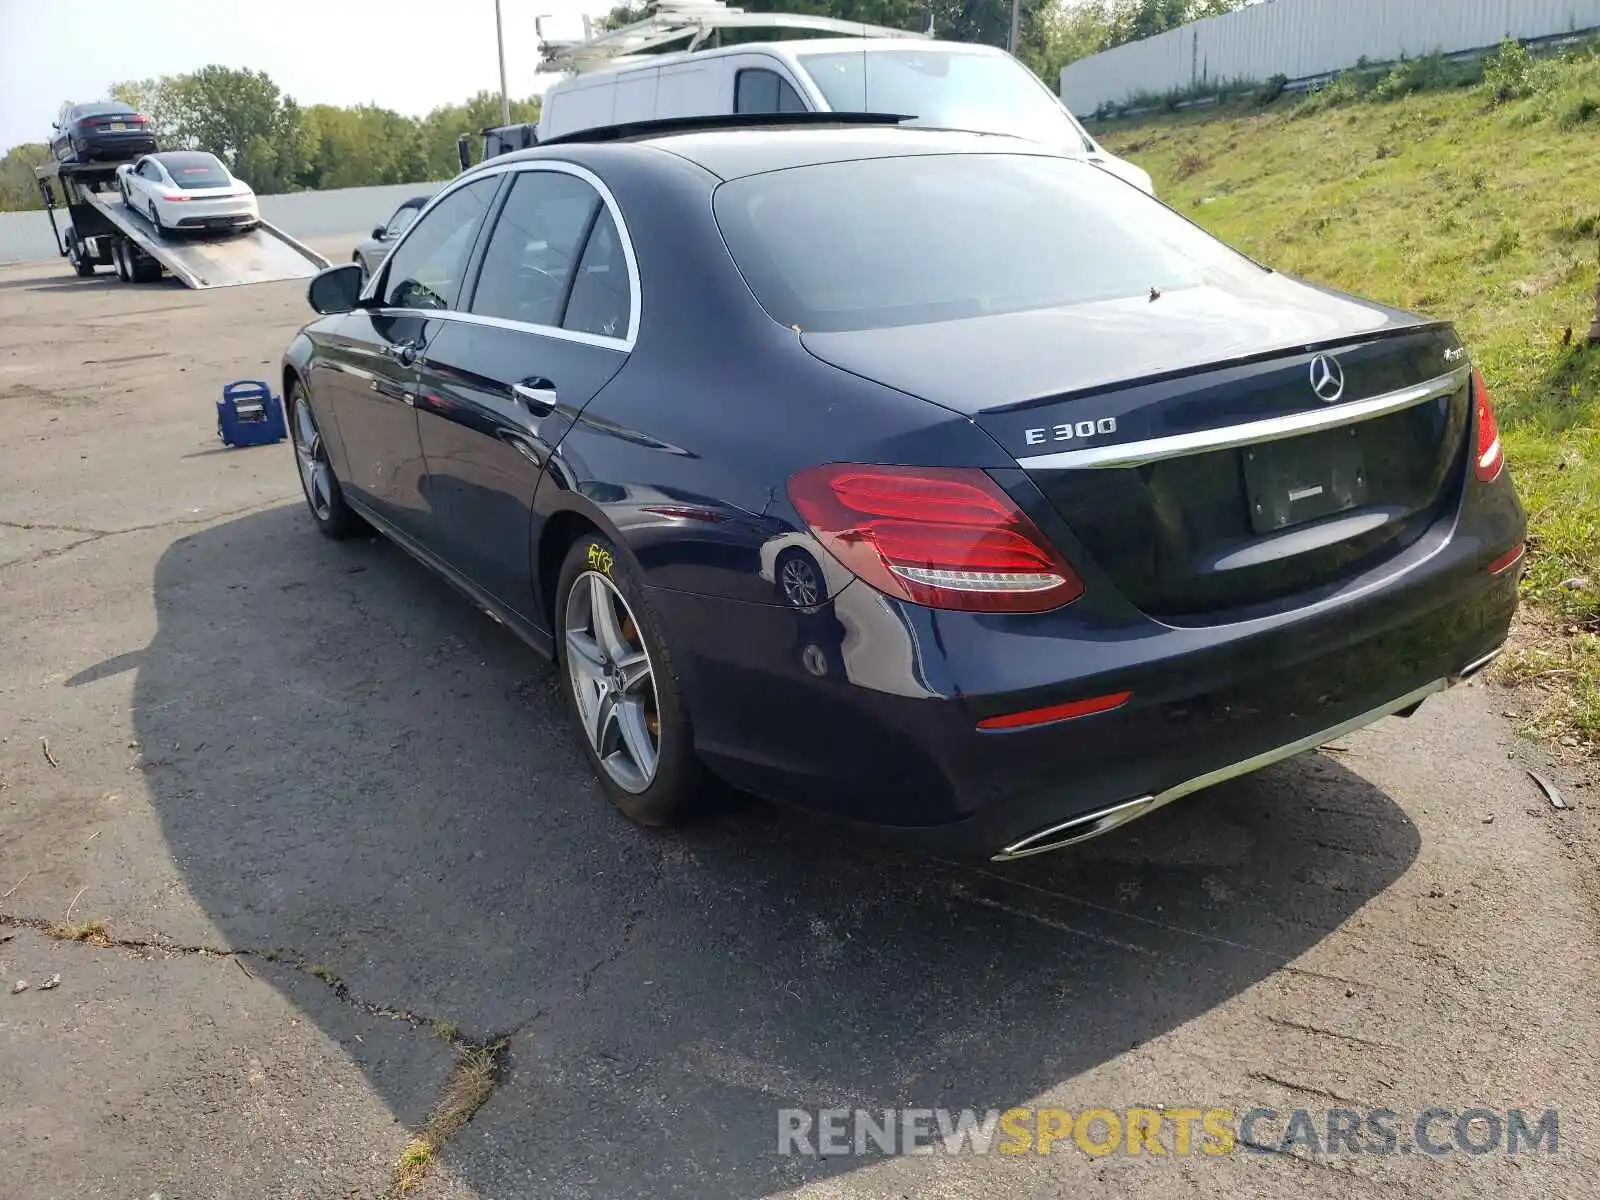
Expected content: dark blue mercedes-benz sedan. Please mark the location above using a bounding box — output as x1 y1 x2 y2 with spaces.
282 114 1525 862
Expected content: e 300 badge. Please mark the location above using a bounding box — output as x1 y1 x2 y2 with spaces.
1022 417 1119 448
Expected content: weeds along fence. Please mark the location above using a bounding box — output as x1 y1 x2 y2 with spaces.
1061 0 1600 116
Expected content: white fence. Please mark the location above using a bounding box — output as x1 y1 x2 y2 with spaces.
1060 0 1600 114
0 180 448 265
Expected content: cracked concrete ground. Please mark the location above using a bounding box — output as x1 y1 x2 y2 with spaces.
2 248 1600 1199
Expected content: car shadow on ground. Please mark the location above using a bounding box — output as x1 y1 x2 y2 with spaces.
125 502 1421 1197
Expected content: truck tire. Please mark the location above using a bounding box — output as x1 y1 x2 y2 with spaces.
67 233 94 277
113 238 131 283
131 247 161 284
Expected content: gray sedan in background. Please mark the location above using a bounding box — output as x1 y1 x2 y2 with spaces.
351 194 431 279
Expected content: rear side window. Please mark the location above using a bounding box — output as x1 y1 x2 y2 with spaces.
562 208 632 339
713 153 1265 333
382 175 500 310
734 69 807 114
469 170 601 328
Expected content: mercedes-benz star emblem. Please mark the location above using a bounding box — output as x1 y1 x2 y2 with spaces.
1309 354 1346 404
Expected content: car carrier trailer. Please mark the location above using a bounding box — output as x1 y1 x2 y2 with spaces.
35 158 330 289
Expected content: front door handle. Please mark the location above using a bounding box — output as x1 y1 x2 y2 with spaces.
512 378 558 416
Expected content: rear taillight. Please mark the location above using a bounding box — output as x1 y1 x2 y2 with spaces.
787 464 1085 613
1474 368 1504 483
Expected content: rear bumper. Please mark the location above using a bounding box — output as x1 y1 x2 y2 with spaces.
174 213 258 231
652 479 1523 860
162 197 259 230
74 132 157 160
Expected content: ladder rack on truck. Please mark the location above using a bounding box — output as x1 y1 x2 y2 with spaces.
35 158 331 289
536 0 928 76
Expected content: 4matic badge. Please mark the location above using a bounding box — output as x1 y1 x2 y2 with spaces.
1023 416 1119 447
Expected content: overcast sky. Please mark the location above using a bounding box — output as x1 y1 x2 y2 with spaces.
0 0 602 152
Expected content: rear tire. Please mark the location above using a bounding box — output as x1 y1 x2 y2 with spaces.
148 201 166 238
555 534 706 827
289 383 360 539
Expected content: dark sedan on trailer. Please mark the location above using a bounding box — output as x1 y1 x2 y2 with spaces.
281 118 1525 861
51 101 157 163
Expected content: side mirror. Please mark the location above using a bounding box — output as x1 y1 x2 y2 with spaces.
307 263 366 315
457 133 472 173
372 225 386 239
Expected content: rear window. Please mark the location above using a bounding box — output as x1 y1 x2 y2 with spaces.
713 152 1265 333
159 153 231 189
73 102 135 119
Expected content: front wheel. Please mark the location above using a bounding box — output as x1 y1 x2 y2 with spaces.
289 384 360 538
555 535 705 826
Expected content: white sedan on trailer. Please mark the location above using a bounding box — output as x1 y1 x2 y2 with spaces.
117 151 260 237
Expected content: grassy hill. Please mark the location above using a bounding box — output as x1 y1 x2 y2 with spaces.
1093 42 1600 745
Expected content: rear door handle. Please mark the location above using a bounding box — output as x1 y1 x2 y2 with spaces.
512 378 558 416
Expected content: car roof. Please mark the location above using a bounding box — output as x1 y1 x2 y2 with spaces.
562 36 1005 81
488 125 1051 183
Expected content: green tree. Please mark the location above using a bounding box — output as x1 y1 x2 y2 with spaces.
416 91 543 177
299 103 431 189
109 77 185 144
0 142 51 213
160 66 306 192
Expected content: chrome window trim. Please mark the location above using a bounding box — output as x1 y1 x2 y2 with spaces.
1015 365 1472 471
358 159 642 353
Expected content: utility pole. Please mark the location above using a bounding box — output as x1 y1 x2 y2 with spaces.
1008 0 1021 56
495 0 511 126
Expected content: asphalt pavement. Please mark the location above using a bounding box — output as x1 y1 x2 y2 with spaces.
1 245 1598 1199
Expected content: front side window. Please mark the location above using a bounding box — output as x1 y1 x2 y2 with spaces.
382 175 500 311
385 206 421 239
714 152 1266 333
734 69 807 114
469 170 601 328
797 49 1091 153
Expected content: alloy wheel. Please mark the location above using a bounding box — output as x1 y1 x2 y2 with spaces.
291 395 334 521
564 571 660 794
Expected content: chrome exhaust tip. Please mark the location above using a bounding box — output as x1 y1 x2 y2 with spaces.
1450 643 1506 684
992 795 1156 861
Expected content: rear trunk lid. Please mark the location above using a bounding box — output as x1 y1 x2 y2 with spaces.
800 284 1472 620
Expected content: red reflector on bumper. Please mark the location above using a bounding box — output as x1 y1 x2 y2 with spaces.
1488 542 1525 576
977 690 1132 731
